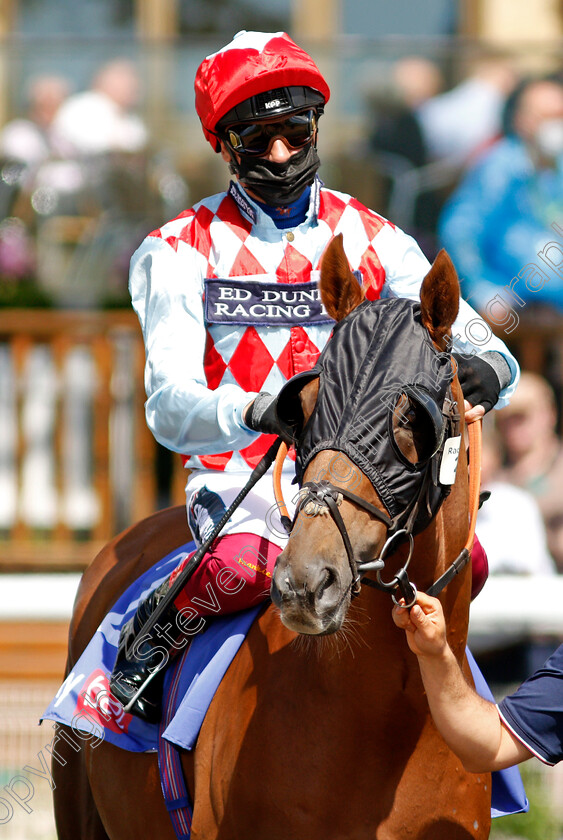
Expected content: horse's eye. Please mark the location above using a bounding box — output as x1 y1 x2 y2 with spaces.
394 395 416 427
392 394 435 465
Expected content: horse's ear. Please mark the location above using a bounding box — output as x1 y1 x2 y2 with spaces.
419 249 460 347
320 233 365 322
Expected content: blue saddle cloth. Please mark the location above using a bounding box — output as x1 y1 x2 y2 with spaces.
42 541 528 836
42 541 261 753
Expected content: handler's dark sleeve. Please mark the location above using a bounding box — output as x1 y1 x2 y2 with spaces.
498 644 563 765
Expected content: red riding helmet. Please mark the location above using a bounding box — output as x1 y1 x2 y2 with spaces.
195 30 331 152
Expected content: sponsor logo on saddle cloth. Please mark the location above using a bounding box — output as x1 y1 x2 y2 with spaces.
75 669 133 734
205 275 335 327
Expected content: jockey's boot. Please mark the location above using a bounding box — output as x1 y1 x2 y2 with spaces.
109 579 190 724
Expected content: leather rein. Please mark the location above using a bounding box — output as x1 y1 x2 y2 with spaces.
273 419 482 606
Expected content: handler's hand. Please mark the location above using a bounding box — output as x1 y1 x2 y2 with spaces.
392 591 448 658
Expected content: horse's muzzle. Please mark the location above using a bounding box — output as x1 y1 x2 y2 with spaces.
271 551 350 634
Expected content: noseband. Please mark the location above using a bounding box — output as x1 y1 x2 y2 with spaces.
295 479 391 596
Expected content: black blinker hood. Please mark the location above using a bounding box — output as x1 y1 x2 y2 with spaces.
276 297 457 525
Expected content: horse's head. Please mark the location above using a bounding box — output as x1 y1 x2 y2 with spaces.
272 234 464 635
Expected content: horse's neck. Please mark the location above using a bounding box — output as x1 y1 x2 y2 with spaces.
355 448 472 664
263 475 471 708
420 454 472 659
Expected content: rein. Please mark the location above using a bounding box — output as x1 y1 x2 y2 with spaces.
272 420 482 605
121 436 285 712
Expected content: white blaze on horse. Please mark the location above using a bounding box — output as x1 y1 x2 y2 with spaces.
52 235 491 839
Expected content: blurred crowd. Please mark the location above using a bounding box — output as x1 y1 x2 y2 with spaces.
478 372 563 576
3 51 563 317
364 54 563 582
0 58 188 308
366 54 563 311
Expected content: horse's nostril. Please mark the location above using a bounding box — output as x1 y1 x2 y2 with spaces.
271 571 296 608
316 567 337 602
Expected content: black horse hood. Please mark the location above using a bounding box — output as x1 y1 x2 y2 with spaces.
277 297 458 523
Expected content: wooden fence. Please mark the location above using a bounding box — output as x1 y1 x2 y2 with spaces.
0 309 184 572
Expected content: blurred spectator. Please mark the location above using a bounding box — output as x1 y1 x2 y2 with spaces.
477 416 556 576
393 57 444 111
439 76 563 312
418 57 517 165
51 59 148 157
29 59 158 307
495 372 563 573
365 58 446 255
0 74 70 171
368 88 426 170
368 57 444 168
0 75 71 282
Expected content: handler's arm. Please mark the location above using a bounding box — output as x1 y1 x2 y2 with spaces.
392 592 533 772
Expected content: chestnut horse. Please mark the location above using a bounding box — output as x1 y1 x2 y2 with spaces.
52 238 491 839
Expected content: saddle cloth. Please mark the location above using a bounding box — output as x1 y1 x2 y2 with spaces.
42 541 262 752
41 541 528 823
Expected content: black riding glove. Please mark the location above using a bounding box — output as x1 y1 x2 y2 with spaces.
453 352 508 414
244 392 291 440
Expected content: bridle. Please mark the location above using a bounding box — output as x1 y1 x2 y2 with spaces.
273 419 482 606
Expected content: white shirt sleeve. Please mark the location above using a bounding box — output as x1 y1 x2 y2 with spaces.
477 482 556 576
375 223 519 407
129 236 258 455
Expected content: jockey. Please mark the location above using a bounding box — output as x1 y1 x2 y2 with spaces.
110 30 519 722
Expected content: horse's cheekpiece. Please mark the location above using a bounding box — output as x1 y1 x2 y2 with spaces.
276 296 461 593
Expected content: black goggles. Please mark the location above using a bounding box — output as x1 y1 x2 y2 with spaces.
222 110 317 156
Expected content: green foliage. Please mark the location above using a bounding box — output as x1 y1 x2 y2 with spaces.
0 278 53 308
490 763 563 840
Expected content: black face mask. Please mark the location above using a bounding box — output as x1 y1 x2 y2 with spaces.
231 143 321 206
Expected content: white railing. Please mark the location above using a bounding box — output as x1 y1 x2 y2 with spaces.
0 309 185 570
2 571 561 640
